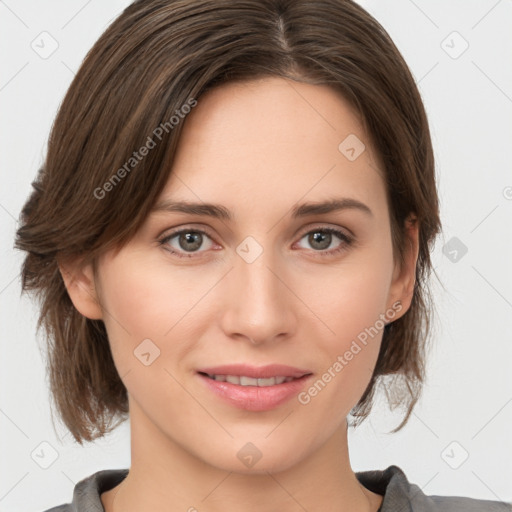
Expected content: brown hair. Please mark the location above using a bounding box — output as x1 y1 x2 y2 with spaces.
14 0 441 444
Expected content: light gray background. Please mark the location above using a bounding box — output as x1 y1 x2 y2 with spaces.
1 0 511 510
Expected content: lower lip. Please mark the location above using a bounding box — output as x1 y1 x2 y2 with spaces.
198 373 312 411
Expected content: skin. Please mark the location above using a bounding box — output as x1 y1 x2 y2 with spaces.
60 76 419 512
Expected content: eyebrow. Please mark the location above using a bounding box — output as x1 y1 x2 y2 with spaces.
151 197 373 221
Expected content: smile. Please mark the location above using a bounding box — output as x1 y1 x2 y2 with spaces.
202 374 295 386
197 367 313 411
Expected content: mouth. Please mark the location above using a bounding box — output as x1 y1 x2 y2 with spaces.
196 364 313 411
198 372 300 386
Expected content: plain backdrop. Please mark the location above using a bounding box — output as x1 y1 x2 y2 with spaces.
1 0 511 510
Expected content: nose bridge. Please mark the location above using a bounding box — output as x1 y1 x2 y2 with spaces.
239 244 280 302
221 235 295 343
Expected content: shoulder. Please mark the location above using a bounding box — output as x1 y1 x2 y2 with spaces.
39 468 129 512
427 495 512 511
356 465 512 512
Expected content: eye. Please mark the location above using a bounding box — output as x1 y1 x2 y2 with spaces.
158 228 216 258
295 227 354 257
158 225 354 259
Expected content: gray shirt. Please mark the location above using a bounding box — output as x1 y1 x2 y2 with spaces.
41 465 511 512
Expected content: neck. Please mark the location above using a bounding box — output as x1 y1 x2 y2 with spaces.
103 399 382 512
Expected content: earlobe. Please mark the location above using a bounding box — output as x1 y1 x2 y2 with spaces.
387 214 420 318
58 256 103 320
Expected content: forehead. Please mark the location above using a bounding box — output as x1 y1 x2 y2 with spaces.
159 77 386 222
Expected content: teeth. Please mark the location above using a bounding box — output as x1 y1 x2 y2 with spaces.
240 376 258 386
257 377 277 386
208 374 295 386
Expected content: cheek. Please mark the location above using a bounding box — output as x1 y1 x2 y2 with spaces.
96 260 179 367
303 244 393 404
311 243 393 349
96 264 198 414
96 255 221 380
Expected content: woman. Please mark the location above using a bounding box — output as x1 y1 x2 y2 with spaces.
14 0 511 511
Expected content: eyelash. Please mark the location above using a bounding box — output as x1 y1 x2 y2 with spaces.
158 226 354 259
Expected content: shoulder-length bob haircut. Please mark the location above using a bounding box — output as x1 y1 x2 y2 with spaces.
15 0 441 444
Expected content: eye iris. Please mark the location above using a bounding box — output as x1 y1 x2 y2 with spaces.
179 232 202 251
309 231 331 250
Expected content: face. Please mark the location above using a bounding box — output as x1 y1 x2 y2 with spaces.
65 77 416 474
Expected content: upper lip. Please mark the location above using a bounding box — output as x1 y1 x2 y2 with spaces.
197 364 312 379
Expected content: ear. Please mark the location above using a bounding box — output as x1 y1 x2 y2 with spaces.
386 214 419 319
58 255 103 320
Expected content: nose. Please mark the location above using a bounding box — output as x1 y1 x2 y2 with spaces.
219 241 297 346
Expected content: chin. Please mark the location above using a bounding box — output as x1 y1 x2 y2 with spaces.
196 436 313 475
